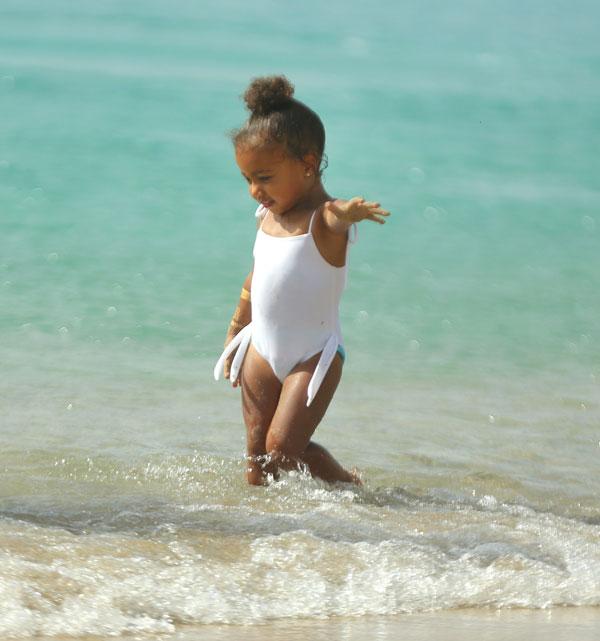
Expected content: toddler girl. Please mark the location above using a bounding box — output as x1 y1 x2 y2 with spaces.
214 75 389 485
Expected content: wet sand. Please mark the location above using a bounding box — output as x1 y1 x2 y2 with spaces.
19 607 600 641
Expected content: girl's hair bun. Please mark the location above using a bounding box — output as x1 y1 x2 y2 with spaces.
232 74 326 176
243 75 295 117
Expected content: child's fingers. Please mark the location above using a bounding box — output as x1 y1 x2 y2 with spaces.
226 352 240 386
329 198 390 223
362 203 391 222
362 201 391 213
367 208 390 222
368 212 387 224
226 368 237 385
363 202 389 214
224 351 236 379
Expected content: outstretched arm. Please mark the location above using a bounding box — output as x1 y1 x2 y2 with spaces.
224 270 252 385
322 197 390 235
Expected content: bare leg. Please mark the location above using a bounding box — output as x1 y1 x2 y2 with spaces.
241 345 358 486
265 351 358 484
240 344 281 485
300 441 358 484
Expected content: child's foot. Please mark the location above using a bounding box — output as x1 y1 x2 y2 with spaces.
350 467 363 486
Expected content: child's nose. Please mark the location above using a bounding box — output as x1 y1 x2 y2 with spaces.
249 182 262 200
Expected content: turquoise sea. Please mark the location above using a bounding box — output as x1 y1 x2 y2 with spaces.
1 0 599 637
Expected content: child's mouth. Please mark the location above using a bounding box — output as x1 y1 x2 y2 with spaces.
261 200 274 209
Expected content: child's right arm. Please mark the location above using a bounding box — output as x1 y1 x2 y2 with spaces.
223 270 253 385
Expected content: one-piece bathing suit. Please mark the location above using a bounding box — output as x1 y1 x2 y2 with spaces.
214 204 355 407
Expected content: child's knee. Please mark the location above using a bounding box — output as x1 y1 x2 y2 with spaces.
265 433 295 460
265 444 303 473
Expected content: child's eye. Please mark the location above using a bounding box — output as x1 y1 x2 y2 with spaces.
257 176 271 182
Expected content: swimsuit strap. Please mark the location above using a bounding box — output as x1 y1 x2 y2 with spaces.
348 222 358 244
307 208 319 235
258 205 268 229
259 206 320 235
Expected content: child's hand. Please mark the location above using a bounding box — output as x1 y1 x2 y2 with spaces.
224 344 241 387
328 197 390 225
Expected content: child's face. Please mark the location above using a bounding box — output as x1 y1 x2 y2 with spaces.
235 144 310 216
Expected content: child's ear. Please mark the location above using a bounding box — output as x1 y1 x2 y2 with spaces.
302 153 319 175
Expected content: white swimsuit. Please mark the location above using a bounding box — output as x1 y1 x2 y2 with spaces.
214 204 355 406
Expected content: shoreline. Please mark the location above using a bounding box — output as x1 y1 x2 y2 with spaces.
15 607 600 641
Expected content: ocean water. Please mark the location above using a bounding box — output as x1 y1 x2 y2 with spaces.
1 0 599 637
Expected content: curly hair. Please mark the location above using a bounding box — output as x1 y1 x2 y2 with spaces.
231 75 328 176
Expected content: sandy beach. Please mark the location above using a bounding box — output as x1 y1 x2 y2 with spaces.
19 608 600 641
